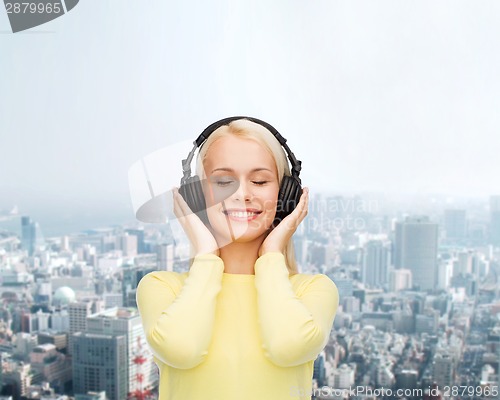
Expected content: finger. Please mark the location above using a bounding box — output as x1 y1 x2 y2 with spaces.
283 207 304 231
172 190 189 231
288 188 309 228
297 187 308 211
173 190 204 247
301 187 309 216
290 188 309 222
273 188 309 232
173 188 195 217
174 189 210 244
172 188 182 219
172 189 188 223
172 189 195 233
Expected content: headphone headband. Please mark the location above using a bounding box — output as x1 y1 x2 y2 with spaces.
180 116 302 186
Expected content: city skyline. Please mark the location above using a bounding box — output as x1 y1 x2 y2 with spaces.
0 189 497 239
1 183 499 398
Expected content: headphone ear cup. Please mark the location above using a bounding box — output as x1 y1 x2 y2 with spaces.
273 176 303 226
178 176 210 225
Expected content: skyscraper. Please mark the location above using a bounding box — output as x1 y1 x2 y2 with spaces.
125 228 146 253
432 352 455 387
86 307 158 396
21 216 43 256
361 240 390 288
68 302 94 355
443 209 467 241
118 233 138 257
394 216 438 291
72 332 127 400
122 265 155 308
157 242 174 271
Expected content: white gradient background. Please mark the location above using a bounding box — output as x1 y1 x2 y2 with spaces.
1 1 499 235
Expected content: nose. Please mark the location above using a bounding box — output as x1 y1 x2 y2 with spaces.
233 179 253 202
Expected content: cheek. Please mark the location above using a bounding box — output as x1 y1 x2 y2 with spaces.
206 205 221 222
201 182 215 206
263 187 279 212
202 182 240 206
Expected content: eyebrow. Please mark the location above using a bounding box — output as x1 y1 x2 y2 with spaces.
211 167 274 173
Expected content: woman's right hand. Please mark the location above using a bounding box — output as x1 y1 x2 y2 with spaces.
172 186 220 258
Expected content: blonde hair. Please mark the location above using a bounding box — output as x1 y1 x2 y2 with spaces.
192 118 299 276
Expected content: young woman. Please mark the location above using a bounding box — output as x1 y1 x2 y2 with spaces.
136 117 339 400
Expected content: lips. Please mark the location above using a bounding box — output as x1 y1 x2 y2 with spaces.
223 209 262 217
222 209 263 221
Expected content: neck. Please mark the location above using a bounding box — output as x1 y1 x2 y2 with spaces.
217 236 266 275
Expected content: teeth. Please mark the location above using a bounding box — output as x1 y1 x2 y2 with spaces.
226 212 258 218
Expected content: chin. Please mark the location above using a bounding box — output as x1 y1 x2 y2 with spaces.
207 209 274 243
209 221 271 245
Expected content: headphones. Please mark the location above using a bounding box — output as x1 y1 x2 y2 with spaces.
178 116 303 228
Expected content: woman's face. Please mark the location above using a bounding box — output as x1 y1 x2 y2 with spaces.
202 135 280 246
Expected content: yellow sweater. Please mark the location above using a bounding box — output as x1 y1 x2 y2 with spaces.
136 251 339 400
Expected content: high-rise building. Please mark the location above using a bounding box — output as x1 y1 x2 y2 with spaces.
437 260 453 290
125 228 146 254
332 363 355 389
51 309 69 332
455 250 473 276
394 216 438 291
293 236 309 269
1 359 32 398
68 302 94 355
157 242 174 271
118 234 137 257
313 351 326 387
122 265 154 308
86 307 158 396
376 360 395 387
415 310 439 334
443 209 467 241
432 352 455 387
72 332 127 400
29 343 71 391
21 216 43 256
361 240 390 288
389 269 412 292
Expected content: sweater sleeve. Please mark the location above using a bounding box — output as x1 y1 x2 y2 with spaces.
136 253 224 369
254 252 339 367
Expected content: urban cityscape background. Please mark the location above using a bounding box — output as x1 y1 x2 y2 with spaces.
2 1 499 399
0 190 499 399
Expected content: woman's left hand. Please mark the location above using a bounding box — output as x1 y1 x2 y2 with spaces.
258 187 309 257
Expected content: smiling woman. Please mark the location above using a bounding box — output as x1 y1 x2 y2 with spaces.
135 116 339 400
195 118 299 274
200 134 281 272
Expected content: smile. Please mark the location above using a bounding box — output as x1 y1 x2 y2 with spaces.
223 210 262 221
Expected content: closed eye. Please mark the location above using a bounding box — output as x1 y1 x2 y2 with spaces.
252 181 268 185
216 180 235 187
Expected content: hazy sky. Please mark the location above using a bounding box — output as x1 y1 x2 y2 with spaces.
1 0 499 232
